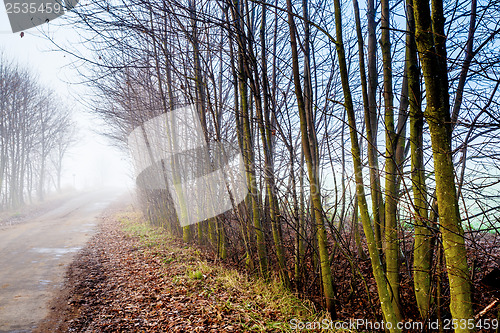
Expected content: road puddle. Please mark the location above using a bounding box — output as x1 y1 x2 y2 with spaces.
77 222 97 232
38 279 51 286
31 247 81 258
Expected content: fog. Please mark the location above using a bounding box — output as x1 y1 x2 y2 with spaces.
0 12 134 196
62 113 134 191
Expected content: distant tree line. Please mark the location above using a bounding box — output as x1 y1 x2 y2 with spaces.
62 0 500 331
0 52 76 209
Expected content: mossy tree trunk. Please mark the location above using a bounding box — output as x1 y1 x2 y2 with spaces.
412 0 474 328
258 2 289 287
380 0 401 319
188 0 209 244
366 0 384 252
231 0 268 279
226 8 254 270
286 0 336 316
406 1 433 318
332 0 400 329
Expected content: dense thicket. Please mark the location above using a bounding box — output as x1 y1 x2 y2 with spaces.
63 0 500 329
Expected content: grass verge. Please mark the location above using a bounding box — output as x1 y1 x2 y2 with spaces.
119 210 344 332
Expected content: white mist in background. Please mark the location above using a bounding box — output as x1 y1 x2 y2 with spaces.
63 114 134 191
0 8 134 195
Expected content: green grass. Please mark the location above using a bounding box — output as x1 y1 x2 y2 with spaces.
188 270 204 280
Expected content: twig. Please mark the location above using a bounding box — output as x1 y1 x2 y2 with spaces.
475 298 499 320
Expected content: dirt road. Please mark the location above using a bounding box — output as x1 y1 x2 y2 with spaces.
0 190 126 333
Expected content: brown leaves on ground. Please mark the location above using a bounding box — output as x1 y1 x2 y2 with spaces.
37 207 323 333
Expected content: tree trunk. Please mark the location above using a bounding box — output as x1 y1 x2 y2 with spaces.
332 0 400 328
366 0 384 251
412 0 474 327
232 0 268 277
407 1 433 318
380 0 401 319
258 2 288 287
286 0 336 316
